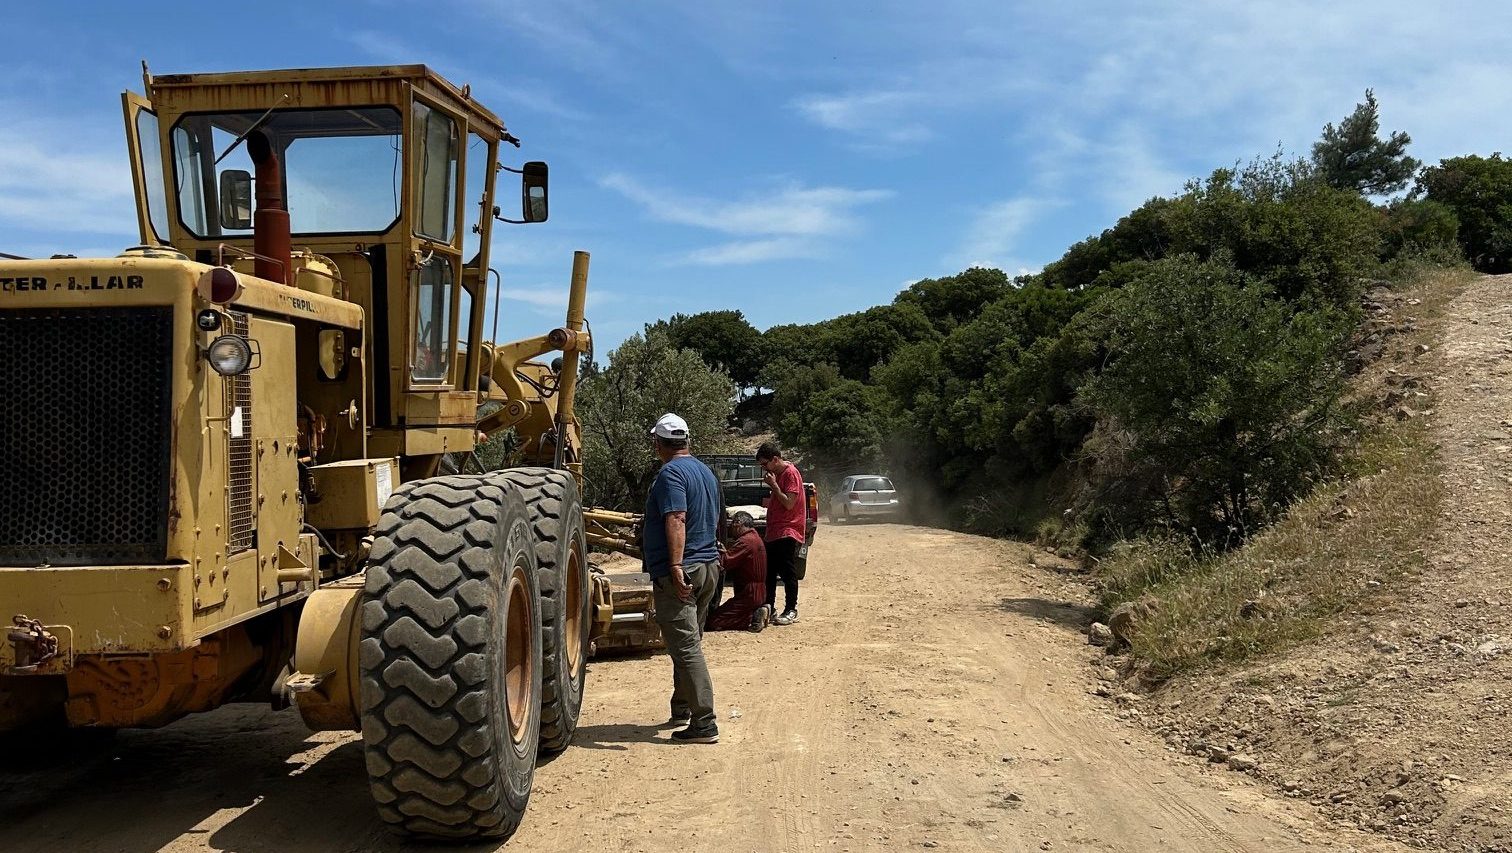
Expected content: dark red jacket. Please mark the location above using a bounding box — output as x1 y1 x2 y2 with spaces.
708 529 767 630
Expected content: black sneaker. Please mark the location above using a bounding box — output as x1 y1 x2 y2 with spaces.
671 724 719 744
662 713 691 728
773 609 799 626
749 605 772 633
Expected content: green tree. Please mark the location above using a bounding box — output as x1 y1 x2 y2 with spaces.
1037 156 1379 307
657 309 764 388
1161 156 1380 306
758 321 834 387
893 267 1014 332
824 303 938 381
1378 197 1461 262
767 361 843 427
1079 255 1354 545
1311 89 1420 196
1039 197 1174 290
576 330 736 510
1416 154 1512 272
776 378 888 473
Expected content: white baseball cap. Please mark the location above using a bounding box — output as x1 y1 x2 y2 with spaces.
650 412 690 440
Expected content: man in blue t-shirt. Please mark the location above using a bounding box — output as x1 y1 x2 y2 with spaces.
643 412 721 743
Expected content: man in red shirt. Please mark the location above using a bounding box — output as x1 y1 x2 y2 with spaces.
757 442 806 625
707 512 770 632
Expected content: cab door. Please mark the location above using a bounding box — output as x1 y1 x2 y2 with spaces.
120 92 169 247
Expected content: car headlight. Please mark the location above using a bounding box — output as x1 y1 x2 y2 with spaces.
206 335 253 376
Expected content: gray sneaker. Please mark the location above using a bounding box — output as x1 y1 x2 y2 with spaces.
773 610 798 626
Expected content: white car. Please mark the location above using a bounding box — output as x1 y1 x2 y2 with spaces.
827 475 901 523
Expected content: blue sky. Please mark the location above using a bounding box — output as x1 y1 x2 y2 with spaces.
4 1 1511 350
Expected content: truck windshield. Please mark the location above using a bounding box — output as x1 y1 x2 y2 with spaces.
170 107 403 237
707 460 762 482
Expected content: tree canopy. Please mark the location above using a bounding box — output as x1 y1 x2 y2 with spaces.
656 309 764 387
1311 89 1420 196
576 330 736 510
1416 154 1512 272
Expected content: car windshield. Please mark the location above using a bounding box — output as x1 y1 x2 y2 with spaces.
170 107 403 237
856 477 894 491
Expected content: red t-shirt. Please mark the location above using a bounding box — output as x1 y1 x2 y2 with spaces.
764 462 807 543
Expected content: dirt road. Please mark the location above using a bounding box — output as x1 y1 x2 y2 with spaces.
1 524 1402 852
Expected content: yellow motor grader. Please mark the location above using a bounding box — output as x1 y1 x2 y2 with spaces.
0 64 644 841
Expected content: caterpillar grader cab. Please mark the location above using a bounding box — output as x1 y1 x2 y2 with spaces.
0 64 638 841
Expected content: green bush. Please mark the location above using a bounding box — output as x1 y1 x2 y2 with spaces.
1078 255 1356 545
1417 154 1512 272
1380 198 1461 260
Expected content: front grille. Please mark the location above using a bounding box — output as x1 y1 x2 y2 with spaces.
227 312 254 553
0 307 173 566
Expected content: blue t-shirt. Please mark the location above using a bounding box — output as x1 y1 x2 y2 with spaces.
643 455 721 578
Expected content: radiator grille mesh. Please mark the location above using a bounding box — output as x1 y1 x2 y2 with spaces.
0 307 173 565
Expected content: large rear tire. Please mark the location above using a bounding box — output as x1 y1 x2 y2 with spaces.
490 468 590 754
358 475 542 841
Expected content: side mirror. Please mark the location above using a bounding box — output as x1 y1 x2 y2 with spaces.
521 161 548 223
219 170 253 230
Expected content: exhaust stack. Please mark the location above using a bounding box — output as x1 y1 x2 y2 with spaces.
246 130 290 285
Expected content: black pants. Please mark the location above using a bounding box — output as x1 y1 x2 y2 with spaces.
765 536 800 613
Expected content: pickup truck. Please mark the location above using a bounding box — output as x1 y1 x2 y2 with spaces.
697 454 819 544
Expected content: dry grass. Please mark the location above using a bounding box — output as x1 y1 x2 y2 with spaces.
1102 421 1440 680
1098 268 1470 681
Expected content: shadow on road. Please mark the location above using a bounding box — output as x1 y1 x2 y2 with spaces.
996 596 1098 631
0 704 431 853
571 722 681 750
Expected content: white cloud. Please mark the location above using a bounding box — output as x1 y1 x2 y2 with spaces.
600 173 892 265
499 286 617 311
676 238 820 266
345 30 590 123
790 0 1512 256
792 91 932 145
952 196 1059 272
600 173 891 239
0 121 136 239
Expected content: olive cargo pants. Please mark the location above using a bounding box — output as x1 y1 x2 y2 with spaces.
653 560 720 728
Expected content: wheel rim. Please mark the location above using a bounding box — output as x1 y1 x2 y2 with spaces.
504 560 534 745
564 539 585 675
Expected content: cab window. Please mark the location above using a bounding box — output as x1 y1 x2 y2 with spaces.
412 102 459 243
169 107 402 237
411 259 455 384
454 279 474 386
136 109 169 241
463 131 492 266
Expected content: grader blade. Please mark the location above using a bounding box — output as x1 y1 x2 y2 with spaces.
582 507 665 656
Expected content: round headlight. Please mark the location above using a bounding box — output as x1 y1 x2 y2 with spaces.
195 309 223 332
206 335 253 376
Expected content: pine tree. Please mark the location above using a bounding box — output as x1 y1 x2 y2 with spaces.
1311 90 1420 196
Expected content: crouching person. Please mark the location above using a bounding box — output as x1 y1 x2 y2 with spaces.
707 512 771 632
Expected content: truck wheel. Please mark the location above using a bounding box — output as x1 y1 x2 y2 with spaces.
359 475 542 841
490 468 590 754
